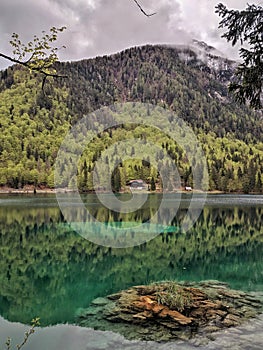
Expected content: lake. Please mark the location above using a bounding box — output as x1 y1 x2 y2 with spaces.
0 193 262 349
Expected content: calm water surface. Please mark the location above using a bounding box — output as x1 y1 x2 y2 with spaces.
0 193 262 348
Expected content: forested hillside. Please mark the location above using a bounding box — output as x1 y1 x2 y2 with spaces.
0 44 262 192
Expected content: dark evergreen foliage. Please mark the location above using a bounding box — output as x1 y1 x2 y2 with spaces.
216 3 263 109
0 44 262 192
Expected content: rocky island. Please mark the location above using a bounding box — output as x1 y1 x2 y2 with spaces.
76 281 263 343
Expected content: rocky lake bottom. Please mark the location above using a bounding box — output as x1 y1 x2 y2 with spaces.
76 280 263 347
1 281 263 350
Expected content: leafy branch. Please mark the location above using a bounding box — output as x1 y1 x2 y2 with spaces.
0 0 157 88
4 318 40 350
0 27 67 87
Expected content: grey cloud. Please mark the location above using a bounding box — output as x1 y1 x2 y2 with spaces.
0 0 67 68
58 0 192 61
0 0 249 69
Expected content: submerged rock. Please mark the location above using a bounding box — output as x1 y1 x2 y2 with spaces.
92 297 111 306
76 281 263 342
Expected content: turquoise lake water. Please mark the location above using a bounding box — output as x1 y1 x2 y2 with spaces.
0 193 262 349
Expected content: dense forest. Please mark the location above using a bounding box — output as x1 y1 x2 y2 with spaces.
0 44 262 192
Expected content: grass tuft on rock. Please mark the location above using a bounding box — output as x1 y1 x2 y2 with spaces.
155 281 193 312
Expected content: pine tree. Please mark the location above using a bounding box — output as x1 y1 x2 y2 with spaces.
216 3 263 109
111 166 121 192
255 172 262 193
150 176 156 191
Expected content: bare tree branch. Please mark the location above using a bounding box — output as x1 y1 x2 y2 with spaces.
132 0 157 17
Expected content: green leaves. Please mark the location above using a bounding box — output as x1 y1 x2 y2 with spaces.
9 26 66 76
0 26 68 89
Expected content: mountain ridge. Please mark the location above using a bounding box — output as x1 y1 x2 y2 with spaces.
0 43 262 192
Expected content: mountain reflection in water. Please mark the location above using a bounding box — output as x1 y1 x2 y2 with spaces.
0 194 262 327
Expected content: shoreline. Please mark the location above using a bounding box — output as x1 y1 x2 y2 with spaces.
2 312 263 350
0 187 56 194
0 187 261 195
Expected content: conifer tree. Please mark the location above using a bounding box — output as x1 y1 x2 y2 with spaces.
216 3 263 109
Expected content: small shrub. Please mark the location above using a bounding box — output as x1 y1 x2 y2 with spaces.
156 282 192 312
4 318 40 350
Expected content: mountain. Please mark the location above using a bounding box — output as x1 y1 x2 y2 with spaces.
0 44 262 192
175 39 236 78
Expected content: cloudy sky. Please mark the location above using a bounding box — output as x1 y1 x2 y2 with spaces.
0 0 250 69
